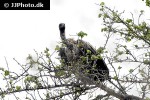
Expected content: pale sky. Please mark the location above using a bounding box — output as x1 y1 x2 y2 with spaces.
0 0 149 74
0 0 149 99
0 0 149 64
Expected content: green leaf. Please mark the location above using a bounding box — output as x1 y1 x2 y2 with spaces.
55 71 65 77
118 66 122 69
101 27 108 32
126 19 132 23
25 96 31 100
100 2 105 6
145 97 150 100
98 14 102 18
77 31 87 38
26 76 32 82
16 86 21 91
0 67 4 71
44 47 49 53
100 8 104 11
80 56 87 62
46 47 49 51
113 76 118 80
134 45 139 49
60 90 64 98
104 14 109 18
126 37 131 42
129 69 134 73
140 10 144 14
9 80 13 84
46 53 50 58
1 93 5 98
97 47 104 54
141 86 146 91
91 55 98 60
55 45 60 51
145 53 148 57
86 50 91 54
26 54 32 60
143 59 150 64
46 93 50 99
4 70 9 76
97 55 102 59
146 0 150 6
118 51 123 55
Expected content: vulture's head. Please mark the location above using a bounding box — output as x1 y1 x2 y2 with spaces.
59 23 65 33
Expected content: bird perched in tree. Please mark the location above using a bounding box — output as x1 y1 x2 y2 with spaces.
58 23 109 84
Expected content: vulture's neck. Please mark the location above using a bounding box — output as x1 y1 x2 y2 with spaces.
60 32 66 40
60 31 73 50
60 31 68 45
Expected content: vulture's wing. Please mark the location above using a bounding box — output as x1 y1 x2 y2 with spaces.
77 39 109 81
77 39 97 55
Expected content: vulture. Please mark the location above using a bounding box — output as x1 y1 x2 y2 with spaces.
58 23 109 84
